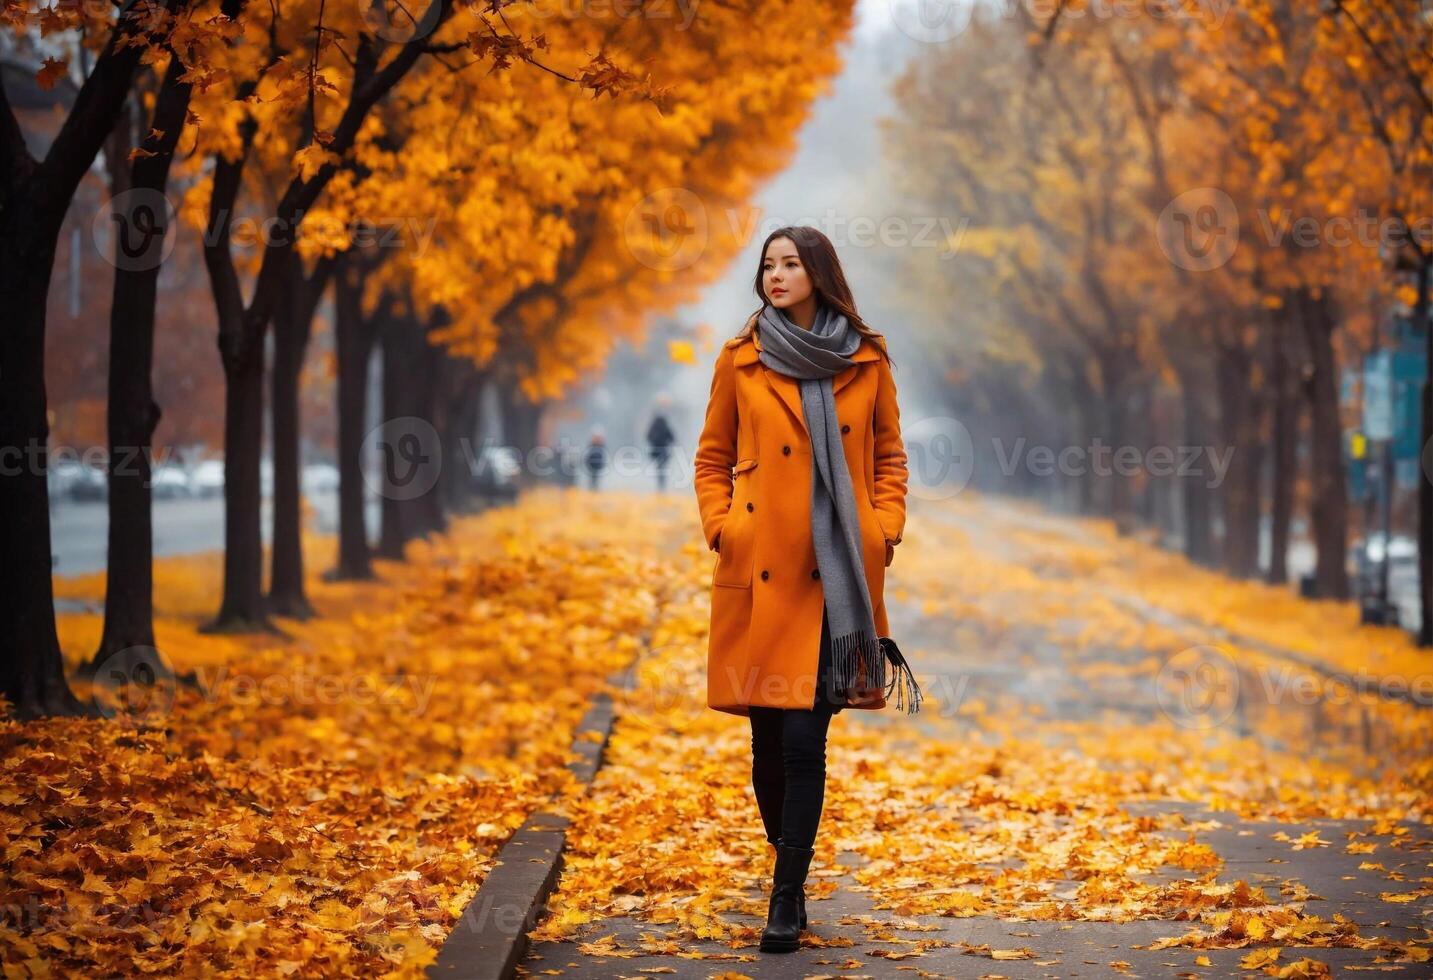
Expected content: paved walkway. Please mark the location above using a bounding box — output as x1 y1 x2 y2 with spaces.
516 495 1432 978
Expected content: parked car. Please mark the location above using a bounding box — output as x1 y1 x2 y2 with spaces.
192 459 225 498
150 464 193 499
1356 532 1417 569
301 461 340 495
472 446 521 500
69 463 109 501
47 458 88 500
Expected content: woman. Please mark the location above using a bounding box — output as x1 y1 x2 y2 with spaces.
693 226 910 953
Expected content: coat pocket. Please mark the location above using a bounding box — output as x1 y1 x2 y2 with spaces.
713 458 758 587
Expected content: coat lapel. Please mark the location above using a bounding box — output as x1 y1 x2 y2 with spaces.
733 328 882 437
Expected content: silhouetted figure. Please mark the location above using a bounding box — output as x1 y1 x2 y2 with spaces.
584 429 608 490
647 413 676 491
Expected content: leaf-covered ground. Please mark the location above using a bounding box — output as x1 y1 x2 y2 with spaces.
521 492 1433 978
3 490 680 978
5 488 1430 978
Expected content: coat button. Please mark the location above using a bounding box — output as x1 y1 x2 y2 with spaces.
841 424 850 434
760 569 770 581
746 502 754 512
782 445 791 455
810 568 820 580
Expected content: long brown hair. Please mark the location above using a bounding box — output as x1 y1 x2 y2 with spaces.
737 226 894 368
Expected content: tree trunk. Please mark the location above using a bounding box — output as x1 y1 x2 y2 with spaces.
1413 258 1432 643
0 17 173 717
498 376 544 489
1267 312 1298 586
412 334 448 537
1102 352 1135 533
441 370 484 516
376 310 427 560
85 54 195 682
1181 379 1216 567
205 347 270 631
0 252 94 719
331 256 377 580
1216 343 1261 578
267 253 333 617
1301 288 1350 599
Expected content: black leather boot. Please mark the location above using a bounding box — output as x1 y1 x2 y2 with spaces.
760 842 814 953
771 838 806 930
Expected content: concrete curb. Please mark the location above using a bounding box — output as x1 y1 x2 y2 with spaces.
428 670 630 979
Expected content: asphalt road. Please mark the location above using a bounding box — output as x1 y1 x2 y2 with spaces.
47 492 367 577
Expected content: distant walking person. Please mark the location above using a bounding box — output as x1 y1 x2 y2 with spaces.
646 411 676 490
583 428 608 490
693 226 913 954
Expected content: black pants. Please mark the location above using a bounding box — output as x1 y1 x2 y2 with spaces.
748 605 842 849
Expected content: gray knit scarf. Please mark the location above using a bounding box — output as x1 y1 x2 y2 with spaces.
756 301 886 699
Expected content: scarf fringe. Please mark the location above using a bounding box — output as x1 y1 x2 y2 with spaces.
831 628 923 715
836 627 922 710
879 637 923 715
831 627 882 699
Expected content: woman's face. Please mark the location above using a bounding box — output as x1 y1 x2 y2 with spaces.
762 237 812 310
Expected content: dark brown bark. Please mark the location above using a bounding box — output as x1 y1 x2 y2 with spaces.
1412 259 1433 643
267 253 336 618
1216 342 1261 578
409 326 448 538
83 53 195 684
1101 352 1136 533
497 376 544 490
1181 380 1216 567
0 6 185 718
203 0 454 629
331 256 379 581
1267 311 1299 586
1300 288 1350 599
440 367 485 516
201 115 273 633
376 306 430 560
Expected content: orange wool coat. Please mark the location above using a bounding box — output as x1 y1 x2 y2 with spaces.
694 326 909 716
